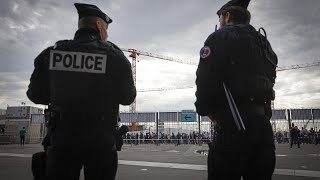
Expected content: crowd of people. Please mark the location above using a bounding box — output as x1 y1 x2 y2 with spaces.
123 131 212 145
123 125 320 147
274 125 320 146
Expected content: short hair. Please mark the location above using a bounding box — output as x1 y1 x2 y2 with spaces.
221 6 251 25
78 16 100 29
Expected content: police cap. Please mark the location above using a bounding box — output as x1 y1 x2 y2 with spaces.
217 0 250 16
74 3 112 24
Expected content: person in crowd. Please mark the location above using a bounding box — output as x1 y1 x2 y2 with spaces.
19 126 26 145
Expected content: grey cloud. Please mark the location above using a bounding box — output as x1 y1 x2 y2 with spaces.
24 0 41 6
136 89 196 112
0 0 320 110
274 65 320 108
0 1 21 19
250 0 320 66
0 0 78 72
281 89 320 97
109 0 219 48
0 72 31 107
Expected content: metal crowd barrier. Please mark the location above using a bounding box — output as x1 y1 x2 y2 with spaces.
122 138 212 145
0 134 13 145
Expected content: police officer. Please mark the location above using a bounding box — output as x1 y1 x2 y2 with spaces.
195 0 278 179
27 3 136 180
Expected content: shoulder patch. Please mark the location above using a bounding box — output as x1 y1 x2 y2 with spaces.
200 46 211 59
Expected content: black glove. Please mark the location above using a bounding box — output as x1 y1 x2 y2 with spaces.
116 125 129 151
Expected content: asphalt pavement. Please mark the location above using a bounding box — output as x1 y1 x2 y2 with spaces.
0 143 319 180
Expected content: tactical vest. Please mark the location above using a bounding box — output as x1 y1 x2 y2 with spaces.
225 25 278 103
49 39 115 113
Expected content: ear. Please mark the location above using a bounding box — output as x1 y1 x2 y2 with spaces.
96 20 102 31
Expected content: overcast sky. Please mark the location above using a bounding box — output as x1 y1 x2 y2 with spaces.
0 0 319 112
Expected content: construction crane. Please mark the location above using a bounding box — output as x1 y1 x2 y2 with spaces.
122 48 320 112
121 48 197 66
276 61 320 72
121 48 197 112
135 61 320 93
124 49 138 113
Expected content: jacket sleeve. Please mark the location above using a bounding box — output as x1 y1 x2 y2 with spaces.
195 33 229 116
112 49 137 106
26 47 53 105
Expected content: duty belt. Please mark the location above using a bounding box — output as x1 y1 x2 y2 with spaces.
239 104 266 116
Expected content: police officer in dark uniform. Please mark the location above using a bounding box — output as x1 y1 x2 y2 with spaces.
195 0 277 179
27 3 136 180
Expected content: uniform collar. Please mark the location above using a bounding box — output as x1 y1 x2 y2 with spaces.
74 28 101 41
222 24 256 31
233 24 254 29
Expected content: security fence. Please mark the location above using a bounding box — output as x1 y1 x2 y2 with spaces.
120 109 320 145
29 114 46 143
1 109 319 144
121 109 319 133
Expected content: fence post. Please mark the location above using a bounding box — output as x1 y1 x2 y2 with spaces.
311 109 314 129
287 109 291 129
287 109 291 143
156 112 159 146
211 121 215 141
198 114 201 135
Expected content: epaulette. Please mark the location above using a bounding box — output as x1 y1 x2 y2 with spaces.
53 40 73 49
106 41 122 51
105 41 124 55
206 26 234 44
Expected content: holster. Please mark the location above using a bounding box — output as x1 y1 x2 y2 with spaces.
44 109 60 129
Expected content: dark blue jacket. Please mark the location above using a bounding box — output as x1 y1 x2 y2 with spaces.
195 24 277 116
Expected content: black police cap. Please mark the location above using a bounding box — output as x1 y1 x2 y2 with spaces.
74 3 112 24
217 0 250 16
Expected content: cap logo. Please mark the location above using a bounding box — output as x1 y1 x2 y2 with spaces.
200 46 211 59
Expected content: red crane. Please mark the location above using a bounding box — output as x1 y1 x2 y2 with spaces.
121 48 196 112
124 49 139 113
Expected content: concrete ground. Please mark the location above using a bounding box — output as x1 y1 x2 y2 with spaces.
0 143 319 180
